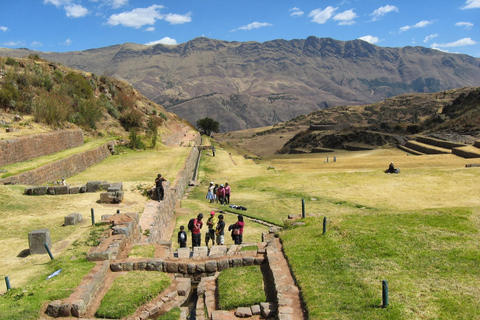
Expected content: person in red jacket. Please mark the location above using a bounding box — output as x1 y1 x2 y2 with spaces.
192 213 203 247
231 214 244 245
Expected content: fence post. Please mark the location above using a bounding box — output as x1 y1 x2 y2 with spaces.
44 243 54 260
5 276 11 291
91 208 95 225
382 280 389 308
301 199 305 218
323 217 327 235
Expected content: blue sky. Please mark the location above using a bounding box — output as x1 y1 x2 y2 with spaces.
1 0 479 57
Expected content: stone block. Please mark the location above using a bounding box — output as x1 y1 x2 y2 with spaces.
205 260 217 273
86 181 101 193
236 307 253 318
176 279 191 296
193 246 208 257
243 257 254 266
71 299 87 317
59 303 71 317
47 187 56 195
64 213 82 226
86 251 112 261
260 302 277 318
107 182 123 192
217 259 230 271
110 263 123 272
79 185 87 193
178 263 188 274
69 186 80 194
209 245 227 258
212 310 232 320
28 229 52 254
232 258 243 268
187 263 196 274
166 261 179 273
254 257 265 265
100 181 111 190
53 186 69 195
177 247 190 258
112 226 130 237
251 304 261 315
33 186 48 195
116 191 124 201
24 187 34 195
46 300 61 317
136 261 147 270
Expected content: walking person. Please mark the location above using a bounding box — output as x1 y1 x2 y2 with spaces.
206 182 215 203
155 174 167 202
216 214 225 245
178 226 187 248
190 213 203 247
232 214 245 245
224 183 231 204
205 211 217 247
217 184 226 205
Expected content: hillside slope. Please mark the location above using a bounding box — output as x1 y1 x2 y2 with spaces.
1 37 479 132
0 55 192 144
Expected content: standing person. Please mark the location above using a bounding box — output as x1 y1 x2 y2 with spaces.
178 226 187 248
155 174 167 202
212 146 216 157
216 214 225 245
333 156 336 162
232 215 245 245
205 211 217 247
191 213 203 247
213 184 219 203
217 184 226 205
206 182 215 203
224 183 231 204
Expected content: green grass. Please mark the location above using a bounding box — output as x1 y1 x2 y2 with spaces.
217 266 266 310
240 245 258 251
0 256 95 320
280 208 480 319
128 244 156 258
157 307 181 319
95 271 171 319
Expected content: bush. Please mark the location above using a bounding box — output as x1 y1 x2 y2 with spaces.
0 82 20 110
63 72 93 100
120 109 143 131
128 129 146 150
70 100 103 129
5 57 18 66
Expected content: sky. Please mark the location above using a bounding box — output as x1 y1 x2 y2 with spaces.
1 0 479 57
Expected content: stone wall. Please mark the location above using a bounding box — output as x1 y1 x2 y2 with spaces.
0 142 113 186
148 135 201 243
0 129 84 167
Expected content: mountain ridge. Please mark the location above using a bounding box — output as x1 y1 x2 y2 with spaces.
1 36 479 132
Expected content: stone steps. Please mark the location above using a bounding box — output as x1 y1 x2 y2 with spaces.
404 140 452 155
452 145 480 158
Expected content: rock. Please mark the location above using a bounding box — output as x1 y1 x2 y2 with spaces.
64 213 82 226
235 307 253 318
86 181 102 193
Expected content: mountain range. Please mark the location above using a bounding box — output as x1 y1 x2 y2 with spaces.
1 36 479 132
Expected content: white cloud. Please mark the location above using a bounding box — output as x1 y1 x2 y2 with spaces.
164 12 192 25
461 0 480 9
308 6 337 24
399 20 434 33
107 5 164 28
30 41 43 48
358 35 379 44
63 38 72 46
370 5 398 21
3 41 25 47
0 26 8 32
456 21 474 29
43 0 71 7
290 7 304 17
424 34 439 43
145 27 155 32
432 37 477 48
65 4 88 18
235 22 273 31
145 37 177 46
333 9 357 25
109 0 129 9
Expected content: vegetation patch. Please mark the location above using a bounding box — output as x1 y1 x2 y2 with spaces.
95 271 171 319
128 244 156 258
217 265 266 310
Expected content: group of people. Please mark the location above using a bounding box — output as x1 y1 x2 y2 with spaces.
178 212 245 248
206 182 231 205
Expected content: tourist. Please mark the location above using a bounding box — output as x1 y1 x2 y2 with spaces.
60 178 66 186
232 214 245 245
212 145 216 157
206 182 215 203
155 173 167 202
213 184 219 203
333 156 336 162
205 211 217 247
216 214 225 245
178 226 187 248
191 213 203 247
387 162 396 173
217 184 226 205
224 183 231 204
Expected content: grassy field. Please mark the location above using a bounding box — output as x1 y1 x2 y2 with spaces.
0 144 190 297
185 142 480 320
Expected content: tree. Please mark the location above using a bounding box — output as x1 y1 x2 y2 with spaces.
196 117 219 136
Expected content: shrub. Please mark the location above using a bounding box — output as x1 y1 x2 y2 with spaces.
120 109 143 131
5 57 18 66
63 72 93 100
128 129 146 150
70 100 103 129
159 111 167 120
0 82 20 110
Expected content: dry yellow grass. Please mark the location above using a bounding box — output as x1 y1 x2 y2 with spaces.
0 145 190 294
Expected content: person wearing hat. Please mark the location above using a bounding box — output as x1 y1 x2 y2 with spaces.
205 211 218 247
206 182 215 203
192 213 203 247
155 173 167 202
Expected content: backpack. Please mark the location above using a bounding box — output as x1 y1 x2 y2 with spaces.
188 218 195 231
